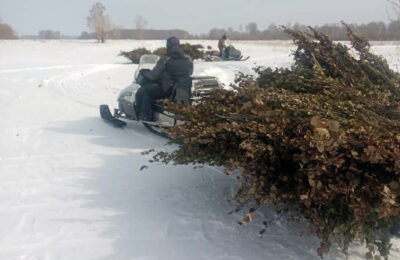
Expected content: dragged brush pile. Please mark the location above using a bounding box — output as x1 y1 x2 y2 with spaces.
118 48 151 64
151 25 400 259
153 43 204 60
119 43 205 63
181 43 204 60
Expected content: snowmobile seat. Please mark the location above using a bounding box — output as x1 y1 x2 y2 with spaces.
225 45 242 60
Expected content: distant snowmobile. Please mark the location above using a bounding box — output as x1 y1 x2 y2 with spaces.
205 45 249 62
100 54 222 135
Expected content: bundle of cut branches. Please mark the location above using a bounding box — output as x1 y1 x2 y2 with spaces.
118 48 151 64
119 43 205 63
150 25 400 259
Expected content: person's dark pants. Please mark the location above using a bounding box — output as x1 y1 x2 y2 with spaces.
223 46 230 58
219 47 225 57
135 83 166 121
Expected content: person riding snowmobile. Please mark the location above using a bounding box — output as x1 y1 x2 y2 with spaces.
218 35 227 57
135 37 193 121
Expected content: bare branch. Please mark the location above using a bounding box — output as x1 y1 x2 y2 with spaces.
388 0 400 20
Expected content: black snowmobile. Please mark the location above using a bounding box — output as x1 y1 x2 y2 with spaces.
100 54 221 135
205 45 249 62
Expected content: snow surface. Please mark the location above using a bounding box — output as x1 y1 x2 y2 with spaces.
0 39 399 260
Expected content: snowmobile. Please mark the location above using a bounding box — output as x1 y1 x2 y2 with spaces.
100 54 222 135
205 45 249 62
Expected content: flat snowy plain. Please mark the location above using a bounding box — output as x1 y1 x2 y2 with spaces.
0 39 399 260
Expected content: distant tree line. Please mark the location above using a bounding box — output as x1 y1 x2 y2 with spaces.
38 30 61 39
3 20 400 41
79 28 192 40
207 21 400 41
76 21 400 41
79 1 400 42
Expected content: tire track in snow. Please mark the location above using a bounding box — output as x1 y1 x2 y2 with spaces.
0 65 86 74
42 64 124 107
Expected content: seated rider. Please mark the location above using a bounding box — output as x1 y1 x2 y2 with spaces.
135 37 193 121
218 35 227 57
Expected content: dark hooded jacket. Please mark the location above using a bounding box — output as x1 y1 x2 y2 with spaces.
142 48 193 94
218 38 226 54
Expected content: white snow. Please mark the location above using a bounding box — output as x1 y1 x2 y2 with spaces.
0 39 399 260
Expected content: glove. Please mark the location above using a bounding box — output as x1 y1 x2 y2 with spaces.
136 69 151 85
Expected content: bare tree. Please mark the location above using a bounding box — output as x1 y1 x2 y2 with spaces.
208 28 227 39
246 22 259 40
135 15 147 40
388 0 400 20
0 23 17 39
87 2 110 43
109 24 123 39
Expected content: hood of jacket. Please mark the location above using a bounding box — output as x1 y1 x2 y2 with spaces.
167 47 185 59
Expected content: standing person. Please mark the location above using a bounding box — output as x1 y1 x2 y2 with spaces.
135 37 193 121
218 35 227 57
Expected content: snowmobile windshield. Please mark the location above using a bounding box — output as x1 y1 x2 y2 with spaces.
134 54 160 81
140 54 159 65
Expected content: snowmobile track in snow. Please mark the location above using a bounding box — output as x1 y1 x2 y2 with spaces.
42 64 124 107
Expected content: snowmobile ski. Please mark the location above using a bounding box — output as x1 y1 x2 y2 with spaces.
100 104 127 127
140 120 174 128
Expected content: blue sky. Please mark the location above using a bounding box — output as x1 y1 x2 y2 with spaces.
0 0 394 36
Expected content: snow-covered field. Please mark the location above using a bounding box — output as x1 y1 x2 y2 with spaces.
0 39 399 260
